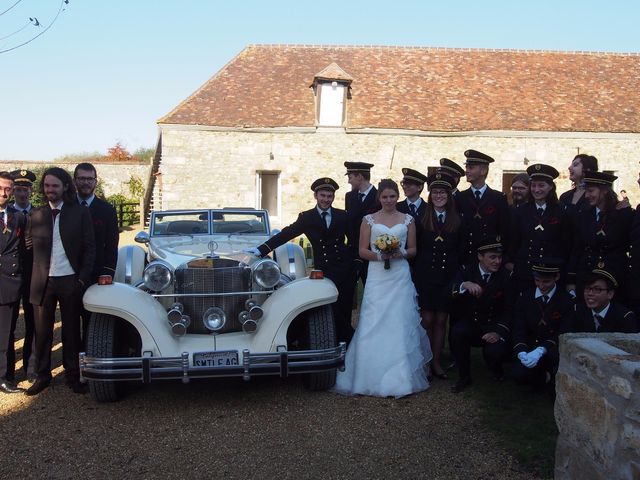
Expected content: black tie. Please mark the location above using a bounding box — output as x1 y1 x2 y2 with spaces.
437 213 444 225
409 204 416 215
81 200 88 207
593 314 603 331
23 209 28 215
51 209 60 222
482 273 490 284
537 207 544 217
321 211 329 228
358 193 365 203
474 190 482 202
542 294 549 304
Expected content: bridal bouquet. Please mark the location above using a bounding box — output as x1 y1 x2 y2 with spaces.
374 233 400 269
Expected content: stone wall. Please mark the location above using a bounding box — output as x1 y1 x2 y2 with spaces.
555 333 640 480
0 160 152 198
159 127 640 227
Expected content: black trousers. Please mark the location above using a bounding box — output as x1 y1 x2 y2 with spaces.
7 282 34 379
33 275 83 382
328 272 356 346
451 321 510 379
0 301 19 380
512 351 559 388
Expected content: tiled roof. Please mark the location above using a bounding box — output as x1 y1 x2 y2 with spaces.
159 45 640 133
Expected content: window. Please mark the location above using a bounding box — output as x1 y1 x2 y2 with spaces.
318 82 345 126
257 171 280 218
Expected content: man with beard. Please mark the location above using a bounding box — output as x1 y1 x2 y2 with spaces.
74 162 119 345
510 173 530 209
25 167 95 395
254 178 356 345
0 171 28 394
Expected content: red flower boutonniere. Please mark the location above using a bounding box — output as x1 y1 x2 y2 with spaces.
551 311 562 321
548 217 560 225
15 227 22 237
484 205 496 215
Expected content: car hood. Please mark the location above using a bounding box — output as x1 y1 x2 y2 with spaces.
148 235 268 267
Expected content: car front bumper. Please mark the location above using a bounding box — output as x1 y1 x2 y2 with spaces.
79 343 346 384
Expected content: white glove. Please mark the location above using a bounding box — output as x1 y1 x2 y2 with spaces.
517 351 528 365
523 346 546 368
244 247 262 256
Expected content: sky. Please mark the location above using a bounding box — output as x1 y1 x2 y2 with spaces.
1 0 639 161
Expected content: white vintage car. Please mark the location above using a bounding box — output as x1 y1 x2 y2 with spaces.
80 208 345 402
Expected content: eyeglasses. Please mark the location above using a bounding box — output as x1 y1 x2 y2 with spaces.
75 177 96 183
584 286 609 294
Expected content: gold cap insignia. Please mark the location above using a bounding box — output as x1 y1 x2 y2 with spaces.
20 170 27 176
598 261 605 268
535 164 541 170
436 173 441 179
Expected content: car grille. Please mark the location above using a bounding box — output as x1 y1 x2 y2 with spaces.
175 259 251 334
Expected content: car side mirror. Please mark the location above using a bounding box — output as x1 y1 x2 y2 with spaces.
134 231 150 244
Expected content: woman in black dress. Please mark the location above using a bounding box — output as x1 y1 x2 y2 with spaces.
559 153 598 214
506 164 571 293
414 172 465 379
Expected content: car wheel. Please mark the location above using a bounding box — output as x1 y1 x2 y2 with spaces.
86 313 138 402
303 305 337 391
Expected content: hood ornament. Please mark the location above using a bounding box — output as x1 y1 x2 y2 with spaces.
208 240 220 259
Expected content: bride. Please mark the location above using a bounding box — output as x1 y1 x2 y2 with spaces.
334 179 432 398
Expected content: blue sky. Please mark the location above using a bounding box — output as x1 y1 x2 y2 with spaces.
1 0 638 161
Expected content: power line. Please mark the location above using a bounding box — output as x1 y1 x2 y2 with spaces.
0 0 69 54
0 0 23 17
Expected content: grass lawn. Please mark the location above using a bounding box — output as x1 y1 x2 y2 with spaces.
450 349 558 479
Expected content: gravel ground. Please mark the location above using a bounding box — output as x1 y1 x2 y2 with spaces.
0 228 542 479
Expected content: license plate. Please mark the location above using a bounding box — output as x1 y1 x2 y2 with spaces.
193 350 239 367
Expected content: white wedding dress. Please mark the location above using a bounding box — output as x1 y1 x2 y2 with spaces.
334 214 432 398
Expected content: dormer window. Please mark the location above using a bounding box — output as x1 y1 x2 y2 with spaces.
311 63 353 127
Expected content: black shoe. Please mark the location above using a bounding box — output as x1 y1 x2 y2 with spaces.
0 379 22 394
69 381 88 394
25 378 51 396
451 376 472 394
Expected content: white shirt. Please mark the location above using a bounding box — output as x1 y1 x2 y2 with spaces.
11 202 32 213
48 202 75 277
535 284 557 302
471 184 488 199
359 184 374 201
406 197 423 211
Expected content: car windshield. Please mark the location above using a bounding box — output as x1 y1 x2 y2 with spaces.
152 210 269 236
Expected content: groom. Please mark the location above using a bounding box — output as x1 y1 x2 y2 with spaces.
254 178 357 345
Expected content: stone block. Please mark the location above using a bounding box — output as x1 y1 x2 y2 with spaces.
608 376 632 399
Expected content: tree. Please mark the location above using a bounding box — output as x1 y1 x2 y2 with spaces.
106 142 133 162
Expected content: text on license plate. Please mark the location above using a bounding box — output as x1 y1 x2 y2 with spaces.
193 350 239 367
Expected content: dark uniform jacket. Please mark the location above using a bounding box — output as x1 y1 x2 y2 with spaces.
450 264 514 339
455 186 510 260
512 287 575 358
559 188 590 216
345 187 379 258
27 202 96 306
414 211 466 286
567 205 633 287
507 202 571 281
257 207 352 282
572 303 639 334
0 207 27 305
627 205 640 307
397 198 426 223
83 197 119 281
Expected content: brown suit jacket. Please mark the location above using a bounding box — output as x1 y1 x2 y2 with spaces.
26 202 96 306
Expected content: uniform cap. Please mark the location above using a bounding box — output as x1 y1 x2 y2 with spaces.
401 167 428 185
426 171 455 191
438 158 465 177
464 149 495 165
583 171 617 187
10 169 36 186
526 164 560 182
310 177 339 192
344 161 374 174
476 235 503 253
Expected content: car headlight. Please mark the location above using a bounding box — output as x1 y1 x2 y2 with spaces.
252 259 281 289
203 306 226 331
143 260 173 292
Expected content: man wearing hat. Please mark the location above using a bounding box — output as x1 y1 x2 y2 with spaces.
512 259 575 391
344 162 379 284
6 169 36 382
455 150 510 262
0 171 28 394
397 167 428 222
506 164 570 293
438 158 465 196
567 171 634 299
449 235 514 393
254 178 356 345
571 269 638 333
